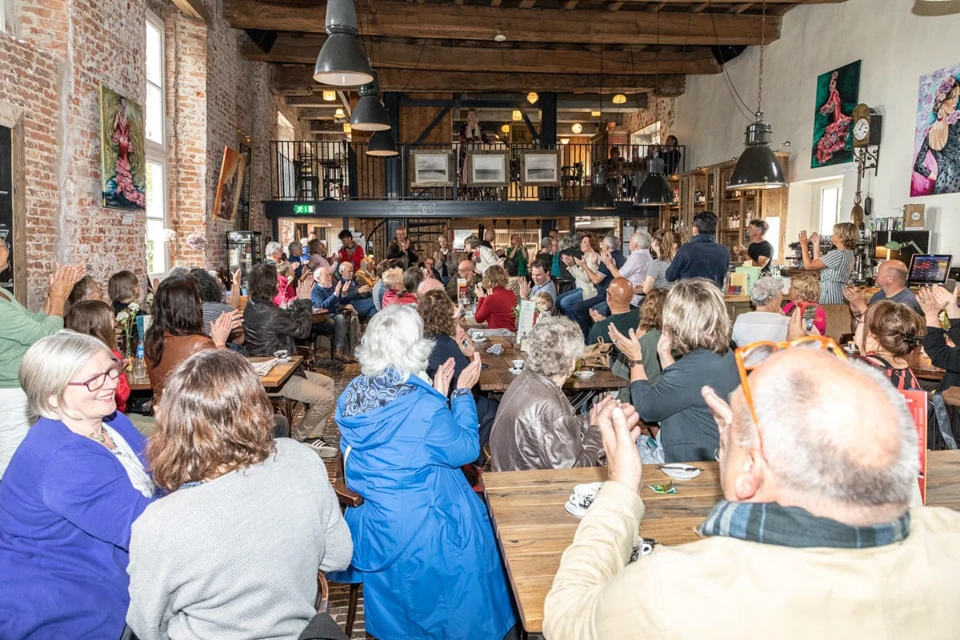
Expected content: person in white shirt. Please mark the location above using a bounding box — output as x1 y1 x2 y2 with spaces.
732 276 789 347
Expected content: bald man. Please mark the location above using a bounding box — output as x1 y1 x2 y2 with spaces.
545 348 960 638
587 278 638 345
445 259 476 304
845 259 921 317
417 277 445 297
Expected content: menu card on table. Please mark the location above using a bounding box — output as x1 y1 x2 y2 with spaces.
899 389 928 504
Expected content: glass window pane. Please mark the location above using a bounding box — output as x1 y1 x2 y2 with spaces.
145 160 164 220
146 22 162 86
146 219 166 274
146 84 163 145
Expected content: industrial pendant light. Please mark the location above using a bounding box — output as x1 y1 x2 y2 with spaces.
366 130 398 157
635 157 675 207
313 0 374 87
727 1 786 191
585 165 616 211
351 71 391 132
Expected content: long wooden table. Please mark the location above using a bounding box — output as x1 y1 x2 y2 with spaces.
477 337 626 395
126 355 304 392
484 451 960 634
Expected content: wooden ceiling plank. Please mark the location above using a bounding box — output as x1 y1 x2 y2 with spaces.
608 1 624 9
272 65 687 97
242 36 721 75
223 0 782 46
519 0 537 6
692 2 710 11
171 0 210 22
730 3 753 13
563 0 579 7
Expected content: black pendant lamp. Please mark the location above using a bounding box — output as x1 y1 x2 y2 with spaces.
313 0 374 87
635 157 675 207
726 1 786 191
366 130 397 157
351 71 391 132
584 165 616 211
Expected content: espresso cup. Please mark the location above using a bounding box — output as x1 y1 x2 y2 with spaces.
273 349 289 362
512 359 524 371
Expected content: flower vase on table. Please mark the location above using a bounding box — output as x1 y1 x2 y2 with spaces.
115 302 141 370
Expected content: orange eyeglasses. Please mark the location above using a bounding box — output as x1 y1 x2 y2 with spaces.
733 336 848 452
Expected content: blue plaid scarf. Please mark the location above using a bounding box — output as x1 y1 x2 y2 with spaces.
699 500 911 549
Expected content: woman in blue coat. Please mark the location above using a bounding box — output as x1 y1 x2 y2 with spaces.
331 305 517 640
0 331 155 639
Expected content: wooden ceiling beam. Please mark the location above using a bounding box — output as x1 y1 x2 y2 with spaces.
272 65 686 96
284 96 342 107
563 0 579 7
730 3 753 12
223 0 782 46
519 0 537 6
608 1 624 9
241 36 721 75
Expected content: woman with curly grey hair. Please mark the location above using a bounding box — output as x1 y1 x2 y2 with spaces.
731 276 789 347
489 316 625 472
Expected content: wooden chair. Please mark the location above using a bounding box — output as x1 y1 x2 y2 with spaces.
315 571 330 613
331 449 364 637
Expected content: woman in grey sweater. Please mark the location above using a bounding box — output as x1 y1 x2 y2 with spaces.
610 279 739 463
126 350 352 640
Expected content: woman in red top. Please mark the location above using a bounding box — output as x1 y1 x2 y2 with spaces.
64 300 131 412
854 300 925 391
475 265 518 331
381 267 419 307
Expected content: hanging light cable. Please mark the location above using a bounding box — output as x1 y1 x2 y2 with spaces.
727 1 787 190
585 45 616 211
636 7 675 208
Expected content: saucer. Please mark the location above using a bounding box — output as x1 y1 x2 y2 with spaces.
573 370 595 379
657 463 702 480
472 336 488 343
564 499 588 518
507 367 523 375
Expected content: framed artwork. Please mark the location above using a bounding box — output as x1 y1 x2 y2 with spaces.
520 150 561 186
411 150 454 187
99 85 147 210
911 63 960 197
465 149 509 187
212 147 247 222
811 60 861 169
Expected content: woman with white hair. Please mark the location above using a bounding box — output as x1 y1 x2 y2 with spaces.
466 234 503 275
330 305 517 640
489 316 611 472
610 279 739 463
731 276 789 347
0 331 155 639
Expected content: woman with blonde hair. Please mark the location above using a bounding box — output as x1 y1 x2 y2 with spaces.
610 278 739 462
474 264 518 331
381 267 417 307
127 349 351 639
642 229 679 294
798 222 857 304
782 273 826 336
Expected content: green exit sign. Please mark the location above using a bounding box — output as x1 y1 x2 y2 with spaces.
293 204 315 215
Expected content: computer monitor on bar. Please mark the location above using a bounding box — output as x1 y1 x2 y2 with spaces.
908 254 952 286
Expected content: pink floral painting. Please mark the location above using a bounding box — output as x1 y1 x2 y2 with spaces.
912 63 960 197
99 85 146 211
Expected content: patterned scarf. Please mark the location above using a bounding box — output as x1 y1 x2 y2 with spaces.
699 500 911 549
340 366 416 418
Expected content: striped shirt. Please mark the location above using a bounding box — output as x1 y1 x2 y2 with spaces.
201 302 236 335
819 249 854 305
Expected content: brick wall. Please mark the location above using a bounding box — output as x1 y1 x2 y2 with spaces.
2 0 276 309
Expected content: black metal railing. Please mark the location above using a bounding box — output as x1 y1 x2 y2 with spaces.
270 141 686 204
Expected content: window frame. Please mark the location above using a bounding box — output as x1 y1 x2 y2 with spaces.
144 10 169 277
817 182 843 237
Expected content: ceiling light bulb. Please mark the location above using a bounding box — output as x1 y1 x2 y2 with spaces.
591 110 601 118
512 110 523 121
494 34 507 42
501 124 510 134
323 90 337 102
560 138 570 145
612 94 627 105
527 92 539 105
571 123 583 134
334 107 345 119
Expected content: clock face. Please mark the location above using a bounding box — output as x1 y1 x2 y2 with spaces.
853 118 870 141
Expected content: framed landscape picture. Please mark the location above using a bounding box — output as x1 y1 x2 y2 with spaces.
520 150 561 186
465 149 509 187
411 150 454 187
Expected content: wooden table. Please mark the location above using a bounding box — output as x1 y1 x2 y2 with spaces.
477 337 626 398
126 355 304 393
312 308 329 324
484 451 960 634
911 350 945 383
459 316 488 331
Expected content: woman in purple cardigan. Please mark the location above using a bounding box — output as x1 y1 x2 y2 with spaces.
0 331 155 639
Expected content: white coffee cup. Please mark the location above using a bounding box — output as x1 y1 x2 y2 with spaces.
273 349 289 362
471 331 484 340
512 359 524 371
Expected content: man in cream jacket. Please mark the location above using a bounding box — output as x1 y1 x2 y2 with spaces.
544 348 960 639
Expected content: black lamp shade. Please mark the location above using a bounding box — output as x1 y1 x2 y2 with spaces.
351 96 391 132
366 130 398 157
727 114 787 190
314 34 374 87
635 157 675 207
584 166 616 211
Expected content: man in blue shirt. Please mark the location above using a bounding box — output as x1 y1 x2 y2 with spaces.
666 211 730 289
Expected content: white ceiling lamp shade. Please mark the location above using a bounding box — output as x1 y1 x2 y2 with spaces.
334 107 346 119
351 71 391 132
571 122 583 134
560 138 570 145
313 0 374 87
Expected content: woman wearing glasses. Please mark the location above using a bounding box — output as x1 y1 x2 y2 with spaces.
609 279 739 463
0 331 155 639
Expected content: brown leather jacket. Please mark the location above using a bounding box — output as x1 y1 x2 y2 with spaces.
146 333 216 403
488 370 602 472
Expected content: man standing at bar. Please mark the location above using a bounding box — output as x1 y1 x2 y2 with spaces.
543 348 960 638
666 211 729 289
